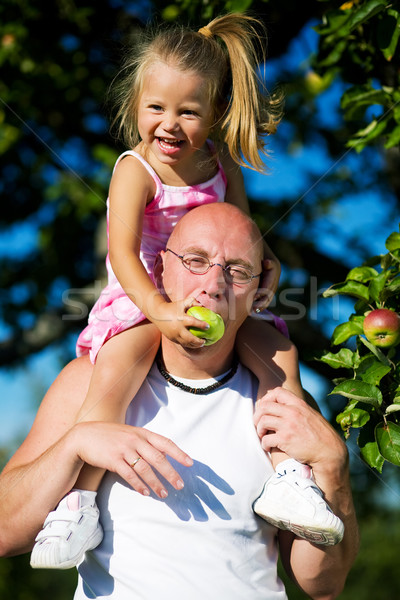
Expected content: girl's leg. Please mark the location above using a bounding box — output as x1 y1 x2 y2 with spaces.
237 317 344 546
74 322 161 491
31 322 161 569
236 317 301 469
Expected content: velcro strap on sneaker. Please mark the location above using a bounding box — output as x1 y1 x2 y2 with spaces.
43 509 86 527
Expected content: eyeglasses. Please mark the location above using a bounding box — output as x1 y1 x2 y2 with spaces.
166 248 262 285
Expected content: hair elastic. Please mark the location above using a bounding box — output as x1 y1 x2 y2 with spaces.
198 25 213 38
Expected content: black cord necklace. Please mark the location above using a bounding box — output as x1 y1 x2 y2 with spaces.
156 353 238 395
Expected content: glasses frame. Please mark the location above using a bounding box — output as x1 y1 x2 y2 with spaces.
165 248 262 285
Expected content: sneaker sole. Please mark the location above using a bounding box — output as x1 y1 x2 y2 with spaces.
30 525 104 570
253 498 345 547
258 513 344 546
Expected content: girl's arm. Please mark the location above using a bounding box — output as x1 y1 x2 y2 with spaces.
237 318 304 400
220 151 280 307
107 156 206 347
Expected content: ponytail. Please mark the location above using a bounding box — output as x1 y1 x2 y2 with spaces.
198 14 283 171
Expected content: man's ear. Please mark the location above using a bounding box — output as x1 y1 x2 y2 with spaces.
153 251 165 291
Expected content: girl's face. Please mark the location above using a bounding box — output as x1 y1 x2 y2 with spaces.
137 61 214 174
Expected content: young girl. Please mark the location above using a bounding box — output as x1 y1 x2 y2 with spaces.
31 13 343 570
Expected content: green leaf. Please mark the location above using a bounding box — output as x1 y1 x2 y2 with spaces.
317 38 348 67
392 385 400 404
337 408 370 430
161 5 181 20
331 320 364 345
317 0 387 39
343 0 387 35
347 119 388 152
330 379 383 407
368 270 389 302
313 11 349 36
394 102 400 124
225 0 253 11
318 348 356 369
322 280 370 301
378 10 400 61
385 404 400 415
358 423 384 472
384 124 400 149
357 355 392 385
346 266 378 283
386 231 400 252
375 422 400 466
363 254 382 268
381 278 400 301
359 337 392 366
341 87 388 113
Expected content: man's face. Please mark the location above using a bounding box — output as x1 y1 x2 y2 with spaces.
161 207 263 341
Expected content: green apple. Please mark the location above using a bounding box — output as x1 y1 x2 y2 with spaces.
363 308 400 348
187 306 225 345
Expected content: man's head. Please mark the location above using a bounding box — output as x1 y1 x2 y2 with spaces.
159 203 264 349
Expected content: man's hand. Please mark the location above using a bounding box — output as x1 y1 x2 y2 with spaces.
72 422 193 499
254 387 347 474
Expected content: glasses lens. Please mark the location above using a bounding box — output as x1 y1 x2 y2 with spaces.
226 266 252 283
183 254 210 274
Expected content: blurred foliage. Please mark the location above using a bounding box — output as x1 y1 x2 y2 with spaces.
314 0 400 152
0 553 76 600
1 0 400 596
278 508 400 599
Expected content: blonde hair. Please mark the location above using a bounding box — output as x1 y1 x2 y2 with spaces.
110 13 283 172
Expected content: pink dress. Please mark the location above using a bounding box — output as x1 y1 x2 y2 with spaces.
76 150 227 363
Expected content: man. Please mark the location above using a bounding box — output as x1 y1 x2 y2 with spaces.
0 203 358 598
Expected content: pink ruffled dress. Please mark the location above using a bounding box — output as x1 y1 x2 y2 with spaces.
76 150 227 363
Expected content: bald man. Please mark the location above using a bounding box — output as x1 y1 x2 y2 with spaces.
0 203 358 599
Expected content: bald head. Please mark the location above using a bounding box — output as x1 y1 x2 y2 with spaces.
168 203 263 266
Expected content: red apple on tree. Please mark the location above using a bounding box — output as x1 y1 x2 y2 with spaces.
363 308 400 348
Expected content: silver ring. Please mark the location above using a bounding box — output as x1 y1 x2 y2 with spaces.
130 457 142 468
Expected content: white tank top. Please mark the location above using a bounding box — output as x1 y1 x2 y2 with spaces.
75 364 288 600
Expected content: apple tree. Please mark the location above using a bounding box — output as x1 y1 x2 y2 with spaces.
318 228 400 472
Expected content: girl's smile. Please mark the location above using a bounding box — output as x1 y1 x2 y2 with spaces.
137 61 214 182
156 137 184 155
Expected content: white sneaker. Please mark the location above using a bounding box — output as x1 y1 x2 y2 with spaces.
30 490 103 569
253 471 344 546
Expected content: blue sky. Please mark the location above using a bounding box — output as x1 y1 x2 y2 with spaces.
0 19 398 456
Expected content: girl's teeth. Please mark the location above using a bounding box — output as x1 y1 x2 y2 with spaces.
159 138 179 146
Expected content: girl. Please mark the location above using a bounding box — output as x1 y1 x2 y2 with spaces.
31 13 343 570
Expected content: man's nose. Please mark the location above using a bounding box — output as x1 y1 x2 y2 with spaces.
198 264 227 298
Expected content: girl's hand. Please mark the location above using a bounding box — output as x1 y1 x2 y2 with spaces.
252 258 280 312
153 298 210 348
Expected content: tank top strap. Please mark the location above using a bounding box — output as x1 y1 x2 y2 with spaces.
113 150 163 194
113 145 226 190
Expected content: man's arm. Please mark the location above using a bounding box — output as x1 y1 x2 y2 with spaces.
254 388 359 599
0 356 192 558
0 357 92 556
